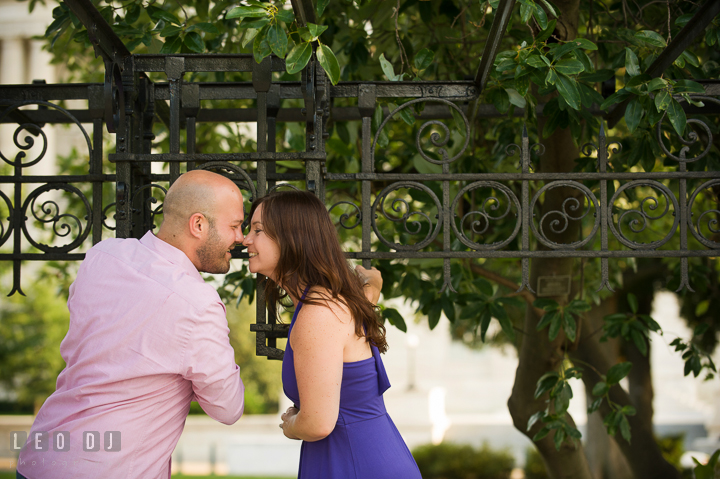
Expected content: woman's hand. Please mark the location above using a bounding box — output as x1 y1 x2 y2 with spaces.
280 406 301 440
356 265 382 305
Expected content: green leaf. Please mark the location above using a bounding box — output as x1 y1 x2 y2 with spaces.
527 411 545 431
160 25 183 38
666 98 687 135
227 5 267 19
275 9 295 23
428 301 442 330
450 106 466 137
506 88 526 108
627 293 638 314
624 47 641 76
588 397 603 413
398 106 415 126
317 43 340 85
631 329 647 356
607 362 632 385
673 79 705 93
534 298 559 311
414 48 435 71
308 23 328 39
242 27 261 48
380 53 399 81
619 414 631 443
563 313 577 342
316 0 330 17
647 78 667 92
578 69 614 83
126 4 141 24
555 59 585 75
149 7 181 25
635 30 667 48
286 42 313 74
567 300 591 313
534 372 559 399
600 89 631 111
159 35 183 54
526 55 547 69
479 309 492 342
533 5 548 30
549 312 563 340
555 73 581 110
253 26 272 63
553 427 566 450
694 323 710 336
624 98 642 134
539 0 557 18
654 90 671 111
533 425 551 442
537 310 559 332
184 32 205 53
573 38 597 51
592 381 609 397
383 308 407 332
520 2 533 23
267 22 288 57
187 22 219 34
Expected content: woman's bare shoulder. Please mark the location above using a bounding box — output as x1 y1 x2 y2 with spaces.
299 287 352 324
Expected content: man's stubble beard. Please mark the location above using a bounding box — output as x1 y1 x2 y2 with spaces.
196 226 230 274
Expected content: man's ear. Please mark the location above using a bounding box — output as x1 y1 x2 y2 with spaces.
188 213 207 239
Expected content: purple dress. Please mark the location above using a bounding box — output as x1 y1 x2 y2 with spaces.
282 298 422 479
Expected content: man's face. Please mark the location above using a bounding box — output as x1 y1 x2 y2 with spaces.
196 189 244 274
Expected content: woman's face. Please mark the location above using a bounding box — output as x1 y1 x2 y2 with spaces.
242 204 281 281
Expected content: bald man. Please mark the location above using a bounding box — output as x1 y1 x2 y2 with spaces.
17 170 246 479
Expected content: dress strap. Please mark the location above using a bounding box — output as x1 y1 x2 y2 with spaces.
372 343 392 394
289 286 311 329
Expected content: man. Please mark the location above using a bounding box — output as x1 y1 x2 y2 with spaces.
17 170 246 478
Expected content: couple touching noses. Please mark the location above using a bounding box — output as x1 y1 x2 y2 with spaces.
16 170 420 479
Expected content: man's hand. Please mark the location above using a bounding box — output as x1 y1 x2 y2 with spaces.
355 265 382 305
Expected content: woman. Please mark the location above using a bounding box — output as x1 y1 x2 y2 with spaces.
242 190 422 479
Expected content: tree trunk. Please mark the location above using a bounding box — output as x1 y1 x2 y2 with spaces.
582 295 634 479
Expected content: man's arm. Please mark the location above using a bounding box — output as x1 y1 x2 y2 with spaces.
182 300 244 424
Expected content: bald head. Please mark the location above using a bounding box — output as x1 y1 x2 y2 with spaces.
162 170 237 230
156 170 246 272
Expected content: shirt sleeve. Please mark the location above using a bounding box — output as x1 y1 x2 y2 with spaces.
182 299 244 425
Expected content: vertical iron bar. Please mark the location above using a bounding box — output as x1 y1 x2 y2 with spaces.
598 123 612 292
9 159 24 296
358 85 376 270
677 160 693 292
183 83 200 172
166 57 185 185
441 159 454 293
89 85 104 245
520 125 533 293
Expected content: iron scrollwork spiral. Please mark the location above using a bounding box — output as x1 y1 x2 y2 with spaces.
0 101 93 168
0 190 13 247
131 184 167 231
371 98 471 165
656 95 720 163
328 201 361 230
451 182 521 250
371 181 442 251
530 181 600 250
687 179 720 249
20 183 92 253
608 181 679 249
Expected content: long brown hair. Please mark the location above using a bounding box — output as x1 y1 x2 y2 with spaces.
249 190 388 353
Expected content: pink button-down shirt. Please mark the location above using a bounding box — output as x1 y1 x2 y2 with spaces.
17 232 244 479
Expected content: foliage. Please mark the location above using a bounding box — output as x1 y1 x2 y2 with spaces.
411 442 515 479
0 277 69 409
601 293 662 356
523 446 549 479
656 433 685 472
693 449 720 479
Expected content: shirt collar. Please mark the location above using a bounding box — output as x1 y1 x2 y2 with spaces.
140 231 202 280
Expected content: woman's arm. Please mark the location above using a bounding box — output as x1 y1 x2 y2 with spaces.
280 301 349 442
356 265 383 305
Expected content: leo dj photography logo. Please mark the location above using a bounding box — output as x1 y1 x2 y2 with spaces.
11 431 121 452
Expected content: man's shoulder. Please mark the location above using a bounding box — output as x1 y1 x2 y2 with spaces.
83 237 222 311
